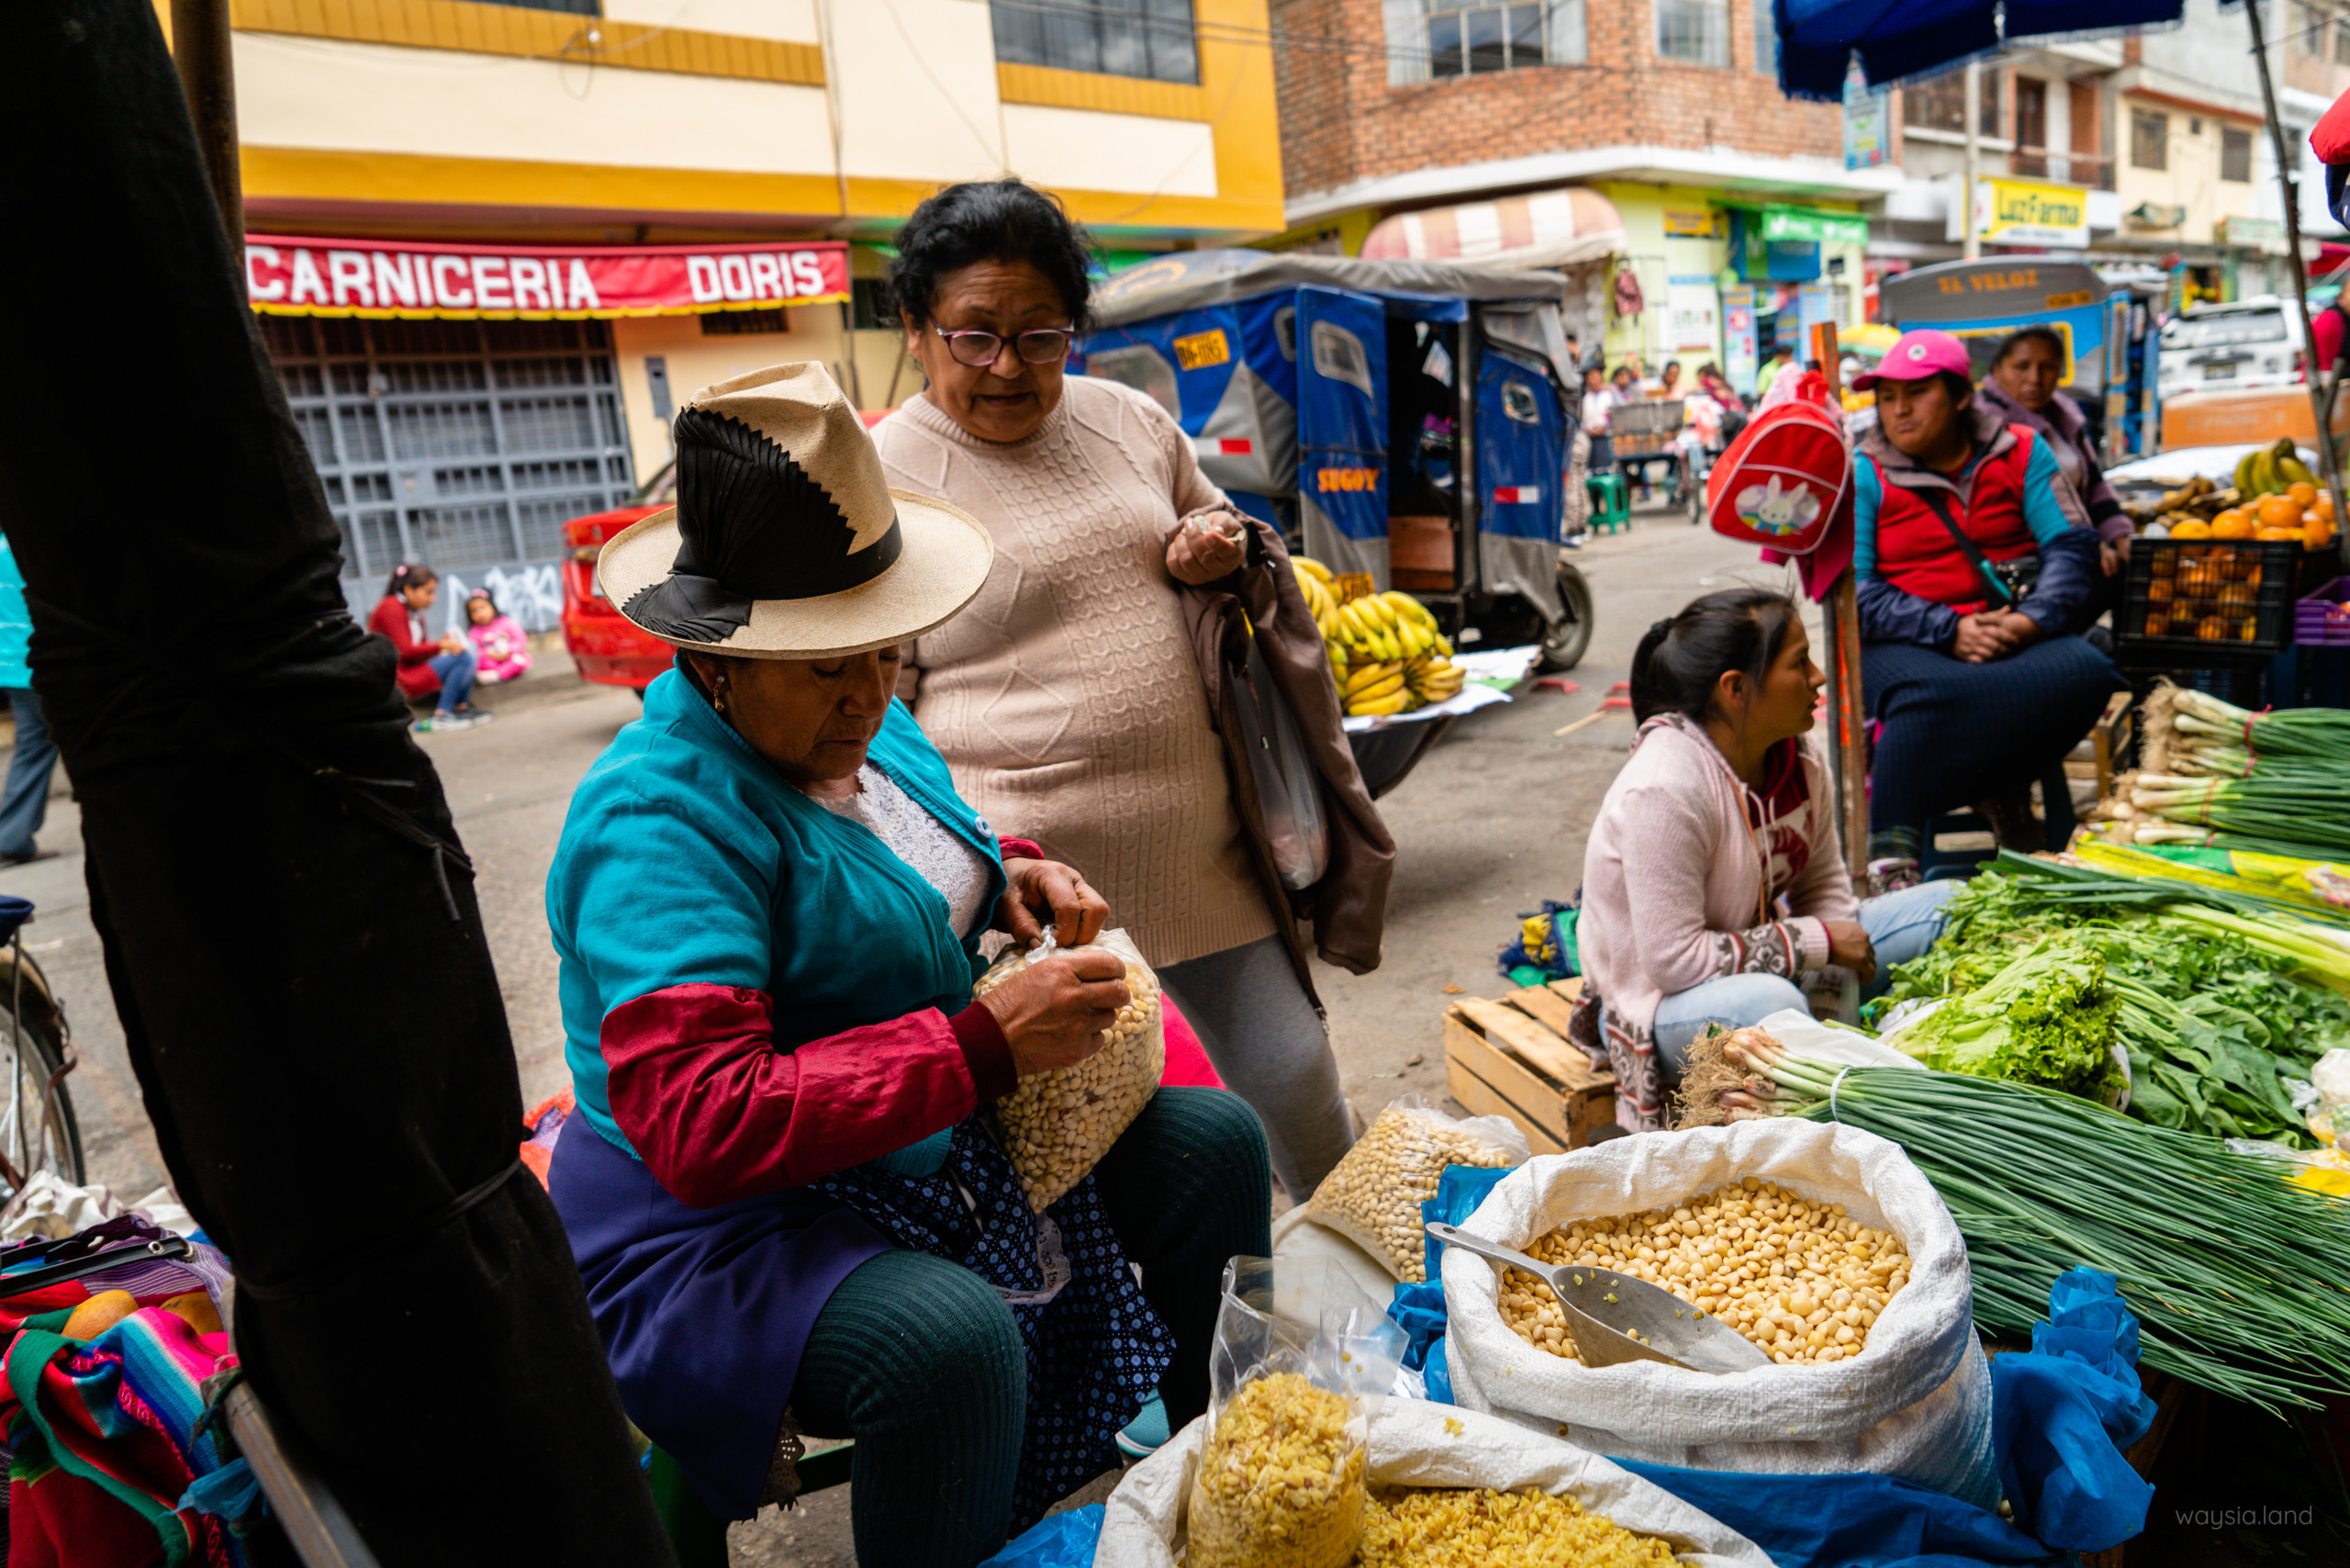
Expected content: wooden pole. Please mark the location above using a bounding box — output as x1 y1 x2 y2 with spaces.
2245 0 2349 563
170 0 241 267
1811 321 1872 891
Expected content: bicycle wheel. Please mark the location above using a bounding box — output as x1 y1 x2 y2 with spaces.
0 991 82 1191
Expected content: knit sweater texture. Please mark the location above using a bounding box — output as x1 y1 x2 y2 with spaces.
873 377 1275 968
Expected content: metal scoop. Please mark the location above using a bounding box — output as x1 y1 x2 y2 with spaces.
1426 1221 1769 1375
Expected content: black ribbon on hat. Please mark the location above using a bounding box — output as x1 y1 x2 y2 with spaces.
623 407 903 643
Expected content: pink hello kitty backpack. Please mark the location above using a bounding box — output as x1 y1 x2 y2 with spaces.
1704 373 1850 554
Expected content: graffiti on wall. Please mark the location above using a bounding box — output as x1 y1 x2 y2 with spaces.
439 563 565 636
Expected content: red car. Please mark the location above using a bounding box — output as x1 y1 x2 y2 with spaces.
560 462 677 693
563 412 895 694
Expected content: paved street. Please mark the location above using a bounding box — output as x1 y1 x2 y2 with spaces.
13 510 1800 1561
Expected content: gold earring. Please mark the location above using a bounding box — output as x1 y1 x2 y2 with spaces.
712 678 730 714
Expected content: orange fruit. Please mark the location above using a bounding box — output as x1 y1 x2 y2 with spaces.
2171 519 2212 540
2258 494 2304 529
62 1290 139 1341
2257 527 2303 541
2310 515 2337 549
2288 481 2319 507
2211 511 2257 540
2210 508 2247 532
2317 493 2336 519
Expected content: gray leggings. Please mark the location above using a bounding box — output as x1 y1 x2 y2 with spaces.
1157 935 1357 1200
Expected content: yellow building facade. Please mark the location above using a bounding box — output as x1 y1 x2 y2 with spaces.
168 0 1283 618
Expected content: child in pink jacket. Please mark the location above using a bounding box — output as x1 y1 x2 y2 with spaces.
464 590 533 685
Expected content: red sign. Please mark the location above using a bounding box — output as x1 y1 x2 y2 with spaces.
244 234 851 320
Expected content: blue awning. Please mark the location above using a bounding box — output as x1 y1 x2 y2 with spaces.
1774 0 2189 102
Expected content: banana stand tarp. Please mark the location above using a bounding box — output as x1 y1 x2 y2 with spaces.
0 4 674 1559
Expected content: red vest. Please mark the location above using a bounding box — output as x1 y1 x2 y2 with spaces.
1867 427 2040 613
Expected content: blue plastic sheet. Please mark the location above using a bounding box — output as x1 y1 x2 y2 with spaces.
1987 1268 2158 1552
1384 1188 2158 1566
979 1503 1102 1567
1615 1458 2066 1568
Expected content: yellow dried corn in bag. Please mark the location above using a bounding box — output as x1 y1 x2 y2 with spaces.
1187 1372 1366 1568
972 927 1163 1212
1306 1096 1528 1282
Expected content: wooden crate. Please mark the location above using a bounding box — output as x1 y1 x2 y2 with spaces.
1443 981 1616 1154
1388 513 1455 592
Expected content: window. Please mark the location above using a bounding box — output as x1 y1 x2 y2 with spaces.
851 279 894 330
2294 4 2322 53
700 309 791 336
1900 64 2000 135
990 0 1199 85
1657 0 1729 65
2222 125 2255 183
2132 108 2168 171
1754 0 1777 77
2337 17 2350 62
1429 1 1549 76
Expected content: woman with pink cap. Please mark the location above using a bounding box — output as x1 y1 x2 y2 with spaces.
1850 328 2120 889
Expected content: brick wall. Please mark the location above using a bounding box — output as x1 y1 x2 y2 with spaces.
1273 0 1845 203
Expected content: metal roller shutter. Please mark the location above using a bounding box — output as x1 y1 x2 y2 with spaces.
262 315 636 629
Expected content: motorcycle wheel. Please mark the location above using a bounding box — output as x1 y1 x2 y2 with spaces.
1539 561 1595 671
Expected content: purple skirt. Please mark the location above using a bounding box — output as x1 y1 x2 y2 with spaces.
547 1120 887 1517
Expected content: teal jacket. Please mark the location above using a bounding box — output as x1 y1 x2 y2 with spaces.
546 667 1015 1200
0 537 29 689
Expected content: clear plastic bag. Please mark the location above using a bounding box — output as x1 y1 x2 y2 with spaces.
1186 1256 1404 1568
1304 1095 1529 1283
1231 628 1330 890
972 927 1164 1213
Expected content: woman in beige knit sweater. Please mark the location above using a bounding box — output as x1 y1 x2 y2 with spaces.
872 180 1357 1197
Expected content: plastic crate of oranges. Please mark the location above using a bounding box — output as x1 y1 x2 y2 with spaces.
2121 539 2301 661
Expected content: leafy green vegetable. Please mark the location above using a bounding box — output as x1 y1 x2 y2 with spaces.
1895 936 2123 1099
1874 863 2348 1145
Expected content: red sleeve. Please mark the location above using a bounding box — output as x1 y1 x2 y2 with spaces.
2316 308 2344 381
601 982 1016 1208
367 598 441 669
998 837 1045 863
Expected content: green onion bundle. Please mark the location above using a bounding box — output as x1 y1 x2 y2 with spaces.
1687 1038 2350 1410
2123 684 2350 860
2127 775 2350 858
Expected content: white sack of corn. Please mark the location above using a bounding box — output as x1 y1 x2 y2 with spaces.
1097 1397 1774 1568
1440 1119 1996 1507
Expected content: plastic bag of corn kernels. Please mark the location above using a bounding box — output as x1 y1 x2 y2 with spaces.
1305 1096 1529 1282
1176 1256 1404 1568
1099 1398 1774 1568
973 927 1164 1213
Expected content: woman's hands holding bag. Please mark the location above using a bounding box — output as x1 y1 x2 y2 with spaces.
998 857 1109 948
987 857 1127 1076
978 948 1132 1077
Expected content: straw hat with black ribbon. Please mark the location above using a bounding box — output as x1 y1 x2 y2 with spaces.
599 362 993 658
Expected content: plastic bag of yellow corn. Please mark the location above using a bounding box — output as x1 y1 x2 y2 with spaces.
1185 1255 1407 1568
1305 1096 1528 1282
973 927 1164 1213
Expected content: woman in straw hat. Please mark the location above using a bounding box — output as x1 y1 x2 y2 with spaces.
545 362 1270 1560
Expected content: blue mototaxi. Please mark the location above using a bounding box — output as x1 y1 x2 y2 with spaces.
1078 249 1595 674
1877 258 2144 460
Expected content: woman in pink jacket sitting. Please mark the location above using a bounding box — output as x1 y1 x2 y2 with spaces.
1573 588 1956 1130
464 589 533 685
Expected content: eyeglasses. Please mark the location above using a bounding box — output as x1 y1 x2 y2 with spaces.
931 326 1074 369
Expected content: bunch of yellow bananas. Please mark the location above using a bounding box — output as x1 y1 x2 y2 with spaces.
1292 557 1468 716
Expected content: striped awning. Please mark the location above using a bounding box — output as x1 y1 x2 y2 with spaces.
1360 187 1624 272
